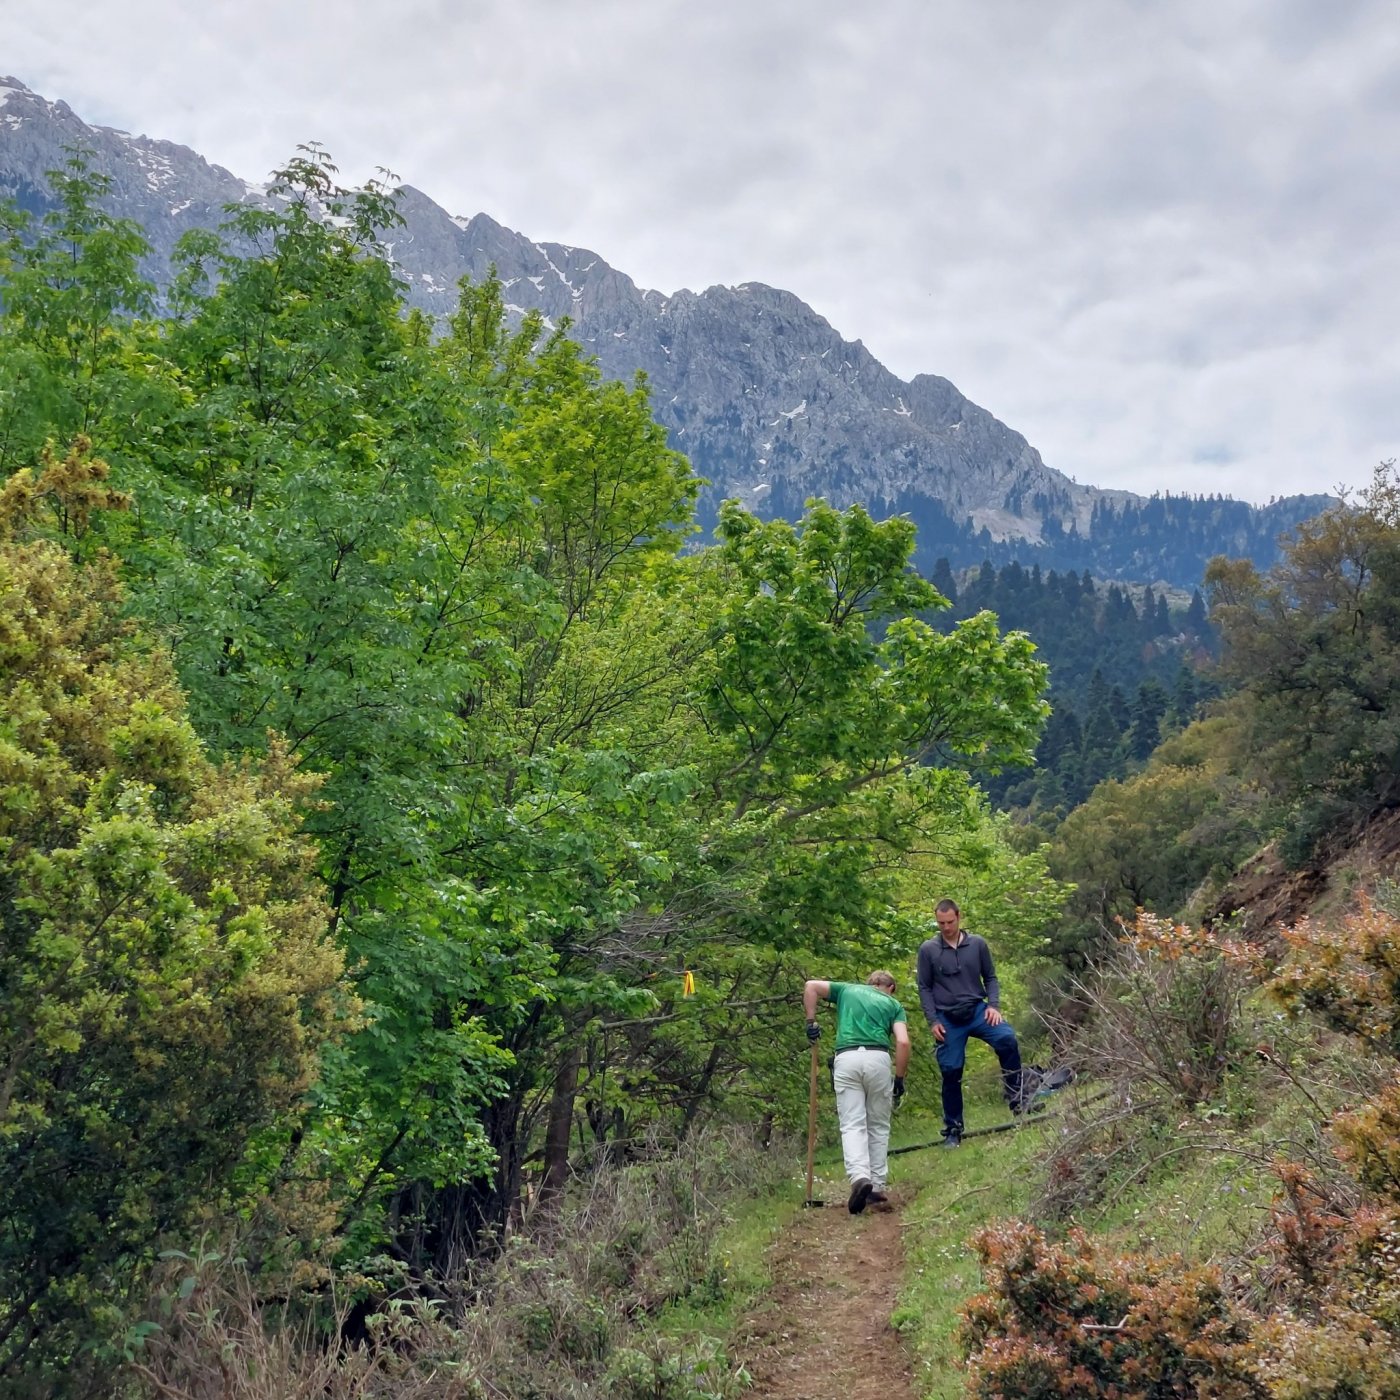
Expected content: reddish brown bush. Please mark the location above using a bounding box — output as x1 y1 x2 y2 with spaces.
1266 897 1400 1058
1246 1196 1400 1399
1332 1073 1400 1202
961 1221 1265 1399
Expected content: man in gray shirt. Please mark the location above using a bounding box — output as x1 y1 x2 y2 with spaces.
915 898 1025 1147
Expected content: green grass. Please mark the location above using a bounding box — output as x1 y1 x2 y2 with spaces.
1083 1118 1278 1260
892 1074 1047 1400
656 1170 801 1343
653 1066 1064 1396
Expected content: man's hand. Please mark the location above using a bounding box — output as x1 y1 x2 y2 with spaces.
806 1020 821 1043
932 1021 947 1043
985 1006 1003 1027
893 1076 905 1105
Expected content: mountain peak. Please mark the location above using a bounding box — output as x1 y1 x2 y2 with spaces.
0 75 1332 585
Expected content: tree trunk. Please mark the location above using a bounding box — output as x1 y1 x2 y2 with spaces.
536 1040 583 1221
677 1040 727 1142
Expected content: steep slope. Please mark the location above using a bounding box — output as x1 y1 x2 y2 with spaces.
0 75 248 266
317 182 1115 545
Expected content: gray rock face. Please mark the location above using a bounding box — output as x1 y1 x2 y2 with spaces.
390 208 1128 541
0 75 250 271
0 74 1323 579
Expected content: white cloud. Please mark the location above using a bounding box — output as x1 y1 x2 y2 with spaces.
7 0 1400 501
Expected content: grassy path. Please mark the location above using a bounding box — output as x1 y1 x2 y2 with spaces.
894 1108 1044 1397
717 1076 1046 1400
735 1183 921 1400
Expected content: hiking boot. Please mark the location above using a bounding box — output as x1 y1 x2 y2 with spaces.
868 1189 889 1204
848 1178 873 1214
939 1130 962 1149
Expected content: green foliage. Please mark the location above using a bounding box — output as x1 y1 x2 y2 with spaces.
1042 716 1263 964
1207 462 1400 862
0 451 345 1387
605 1336 750 1400
0 151 1056 1289
0 149 154 476
697 501 1049 945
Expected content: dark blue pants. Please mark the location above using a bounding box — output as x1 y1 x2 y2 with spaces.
934 1003 1022 1134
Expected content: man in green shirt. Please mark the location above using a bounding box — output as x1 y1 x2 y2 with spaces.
803 970 912 1214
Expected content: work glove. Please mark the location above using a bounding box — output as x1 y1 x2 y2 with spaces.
806 1020 820 1043
893 1076 906 1105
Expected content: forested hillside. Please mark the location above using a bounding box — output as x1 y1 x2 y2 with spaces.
929 460 1400 1397
5 149 1400 1400
0 153 1061 1394
820 480 1332 583
922 558 1219 812
1027 462 1400 964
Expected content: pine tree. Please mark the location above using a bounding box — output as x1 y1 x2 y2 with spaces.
930 555 958 605
1129 679 1169 760
1186 587 1209 635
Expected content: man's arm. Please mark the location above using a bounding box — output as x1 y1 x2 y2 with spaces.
803 979 833 1043
892 1020 911 1078
915 942 939 1024
979 939 1005 1025
916 943 947 1040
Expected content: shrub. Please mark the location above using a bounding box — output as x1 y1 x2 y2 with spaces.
1267 896 1400 1060
0 447 347 1390
129 1249 481 1400
126 1126 779 1399
605 1335 750 1400
1245 1187 1400 1398
1332 1074 1400 1201
553 1124 787 1314
1064 913 1257 1109
1032 1096 1129 1223
961 1221 1265 1399
493 1248 614 1365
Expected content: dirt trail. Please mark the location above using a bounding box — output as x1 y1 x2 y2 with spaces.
735 1188 922 1400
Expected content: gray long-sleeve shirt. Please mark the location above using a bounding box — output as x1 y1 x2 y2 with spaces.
916 932 1000 1024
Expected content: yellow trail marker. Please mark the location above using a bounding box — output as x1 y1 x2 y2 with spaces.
682 970 695 997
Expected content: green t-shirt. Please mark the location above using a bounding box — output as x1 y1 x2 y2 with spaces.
827 982 906 1052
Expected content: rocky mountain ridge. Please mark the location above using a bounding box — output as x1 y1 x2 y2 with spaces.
0 75 1330 583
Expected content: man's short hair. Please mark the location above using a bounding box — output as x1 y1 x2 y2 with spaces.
867 969 896 989
935 899 960 915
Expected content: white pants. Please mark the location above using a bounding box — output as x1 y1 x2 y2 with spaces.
832 1047 893 1189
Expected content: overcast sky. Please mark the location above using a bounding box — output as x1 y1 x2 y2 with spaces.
8 0 1399 502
